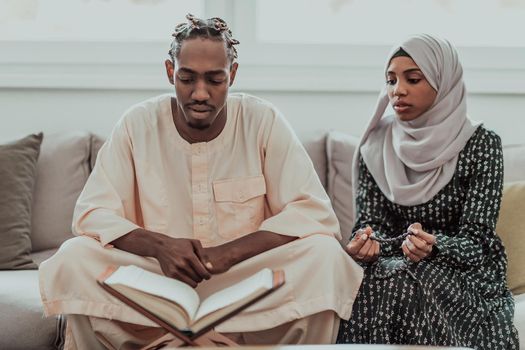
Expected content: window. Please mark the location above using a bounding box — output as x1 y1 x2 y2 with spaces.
255 0 525 47
230 0 525 93
0 0 204 41
1 0 524 93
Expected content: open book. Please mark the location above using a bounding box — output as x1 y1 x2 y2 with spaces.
97 265 285 335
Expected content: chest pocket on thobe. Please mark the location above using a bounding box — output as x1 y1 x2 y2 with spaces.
212 175 266 240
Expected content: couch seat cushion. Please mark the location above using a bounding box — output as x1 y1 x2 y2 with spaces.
0 270 60 350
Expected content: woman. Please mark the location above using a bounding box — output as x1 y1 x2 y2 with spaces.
337 34 519 349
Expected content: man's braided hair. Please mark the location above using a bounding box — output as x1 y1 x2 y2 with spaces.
169 14 240 64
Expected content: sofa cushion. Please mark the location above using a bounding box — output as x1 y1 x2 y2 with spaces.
0 133 43 270
0 270 61 349
503 145 525 183
31 248 58 266
326 131 360 244
496 181 525 295
31 132 91 252
90 134 106 172
299 131 328 188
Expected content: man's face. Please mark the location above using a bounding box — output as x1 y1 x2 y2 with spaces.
165 37 238 129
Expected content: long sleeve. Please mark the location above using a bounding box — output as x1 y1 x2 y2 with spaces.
72 115 142 247
352 156 402 257
257 109 341 239
432 131 504 269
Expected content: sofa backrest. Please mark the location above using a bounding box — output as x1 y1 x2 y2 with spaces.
33 131 525 272
300 131 329 189
325 131 360 244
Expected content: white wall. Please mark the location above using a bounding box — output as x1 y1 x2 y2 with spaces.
1 0 524 145
1 85 524 145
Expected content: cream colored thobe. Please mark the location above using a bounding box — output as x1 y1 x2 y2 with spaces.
39 93 363 347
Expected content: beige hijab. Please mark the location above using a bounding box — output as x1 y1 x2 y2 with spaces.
355 34 481 207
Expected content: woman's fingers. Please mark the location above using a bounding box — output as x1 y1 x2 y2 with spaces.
347 228 381 262
403 234 435 262
346 227 381 262
346 229 370 255
408 235 432 254
408 222 422 232
408 223 436 250
402 240 421 262
415 230 437 246
359 238 376 261
355 236 373 259
362 240 380 262
404 237 426 259
374 240 381 258
362 226 373 236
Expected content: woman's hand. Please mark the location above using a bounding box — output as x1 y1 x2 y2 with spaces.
345 226 380 262
401 223 436 262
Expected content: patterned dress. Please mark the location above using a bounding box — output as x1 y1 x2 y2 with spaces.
337 127 519 349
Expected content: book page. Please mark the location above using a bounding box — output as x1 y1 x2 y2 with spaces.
110 283 190 329
105 265 201 320
194 268 273 321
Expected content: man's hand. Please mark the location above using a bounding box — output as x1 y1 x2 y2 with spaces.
113 229 296 287
401 223 436 262
345 226 380 262
201 246 234 275
204 231 297 275
153 237 212 288
112 229 212 288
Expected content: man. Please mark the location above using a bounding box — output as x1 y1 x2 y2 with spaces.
39 14 363 349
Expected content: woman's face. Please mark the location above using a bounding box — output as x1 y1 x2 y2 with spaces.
386 56 437 121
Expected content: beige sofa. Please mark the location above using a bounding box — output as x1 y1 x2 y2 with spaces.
0 130 523 349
